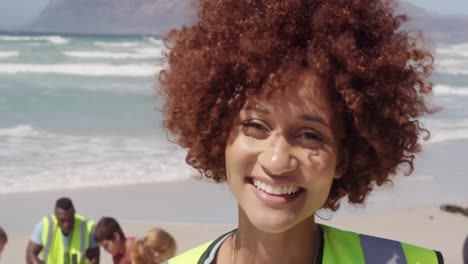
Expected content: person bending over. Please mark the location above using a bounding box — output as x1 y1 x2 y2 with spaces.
26 197 99 264
131 228 176 264
94 217 136 264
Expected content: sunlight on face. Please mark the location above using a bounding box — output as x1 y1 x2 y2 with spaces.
225 74 344 233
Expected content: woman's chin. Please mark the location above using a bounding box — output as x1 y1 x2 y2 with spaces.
244 210 301 234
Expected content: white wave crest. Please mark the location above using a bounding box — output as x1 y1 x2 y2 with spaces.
135 48 164 56
0 63 161 77
433 85 468 96
43 36 69 44
436 43 468 58
437 59 466 66
0 125 41 137
0 51 19 58
427 119 468 130
436 59 468 75
63 51 159 59
427 128 468 144
0 133 193 193
0 35 69 44
437 48 468 58
146 37 163 44
93 41 138 47
417 117 468 144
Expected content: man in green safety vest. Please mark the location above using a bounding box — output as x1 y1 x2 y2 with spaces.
26 197 100 264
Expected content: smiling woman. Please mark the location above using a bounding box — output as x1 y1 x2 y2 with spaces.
224 74 343 236
159 0 442 263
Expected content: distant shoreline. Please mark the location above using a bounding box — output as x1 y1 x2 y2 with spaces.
0 30 162 39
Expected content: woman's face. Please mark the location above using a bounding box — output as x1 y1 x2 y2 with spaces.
225 75 345 233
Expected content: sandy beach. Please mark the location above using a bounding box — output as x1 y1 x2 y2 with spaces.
0 180 237 263
0 179 466 263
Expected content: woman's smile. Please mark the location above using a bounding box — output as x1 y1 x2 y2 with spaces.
252 178 301 195
247 177 305 208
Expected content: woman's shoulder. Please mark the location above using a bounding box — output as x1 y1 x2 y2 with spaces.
166 240 213 264
167 230 235 264
320 224 444 264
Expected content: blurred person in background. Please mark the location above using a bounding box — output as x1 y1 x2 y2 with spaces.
131 228 176 264
0 226 7 257
26 197 99 264
94 217 136 264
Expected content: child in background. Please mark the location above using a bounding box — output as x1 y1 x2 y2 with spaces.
131 228 177 264
94 217 136 264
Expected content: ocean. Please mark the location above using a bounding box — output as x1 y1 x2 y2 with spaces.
0 33 194 193
0 33 467 211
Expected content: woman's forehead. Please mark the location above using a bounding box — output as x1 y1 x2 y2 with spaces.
245 74 332 111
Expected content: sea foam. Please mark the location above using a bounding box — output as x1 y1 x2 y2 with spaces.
0 125 41 137
0 63 160 77
63 51 161 59
93 41 138 48
427 128 468 144
436 58 468 75
0 35 69 44
0 51 19 58
437 43 468 58
434 84 468 96
0 125 193 193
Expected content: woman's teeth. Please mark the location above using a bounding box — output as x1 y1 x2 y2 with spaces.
252 178 300 195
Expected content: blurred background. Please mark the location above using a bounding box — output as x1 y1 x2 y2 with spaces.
0 0 467 210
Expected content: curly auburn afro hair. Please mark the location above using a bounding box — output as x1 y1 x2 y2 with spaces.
159 0 435 210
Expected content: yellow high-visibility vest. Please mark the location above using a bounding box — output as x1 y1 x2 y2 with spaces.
167 224 443 264
40 214 95 264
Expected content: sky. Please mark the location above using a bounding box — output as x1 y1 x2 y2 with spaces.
0 0 467 30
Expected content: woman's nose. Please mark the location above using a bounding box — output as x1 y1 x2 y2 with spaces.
258 136 298 176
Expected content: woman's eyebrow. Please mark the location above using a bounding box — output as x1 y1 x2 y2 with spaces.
244 105 270 115
245 105 331 129
299 114 331 128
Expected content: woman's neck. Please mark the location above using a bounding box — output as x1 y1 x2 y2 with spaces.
217 210 319 264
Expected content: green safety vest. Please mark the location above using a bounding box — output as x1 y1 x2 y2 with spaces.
168 224 443 264
40 214 95 264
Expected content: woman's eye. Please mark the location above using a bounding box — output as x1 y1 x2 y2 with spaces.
241 120 269 138
302 131 323 141
241 120 264 130
297 130 324 147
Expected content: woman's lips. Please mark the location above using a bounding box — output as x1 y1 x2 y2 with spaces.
247 177 304 207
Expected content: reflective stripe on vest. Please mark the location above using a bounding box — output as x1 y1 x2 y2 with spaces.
168 224 441 264
321 225 440 264
80 219 87 255
360 233 407 263
41 214 94 264
43 216 54 261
